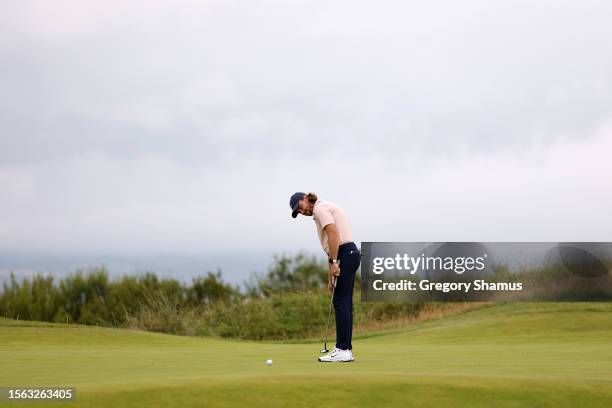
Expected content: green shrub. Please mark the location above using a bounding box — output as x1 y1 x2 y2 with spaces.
0 253 474 340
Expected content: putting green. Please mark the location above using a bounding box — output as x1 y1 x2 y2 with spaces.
1 302 611 407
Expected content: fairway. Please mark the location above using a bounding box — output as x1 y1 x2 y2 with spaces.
2 302 611 407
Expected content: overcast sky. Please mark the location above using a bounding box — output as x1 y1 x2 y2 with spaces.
1 1 612 281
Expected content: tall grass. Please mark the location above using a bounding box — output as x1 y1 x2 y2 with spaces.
0 268 239 328
0 253 477 339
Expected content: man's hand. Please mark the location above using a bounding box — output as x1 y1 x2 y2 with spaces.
329 262 340 277
327 263 340 294
327 274 338 294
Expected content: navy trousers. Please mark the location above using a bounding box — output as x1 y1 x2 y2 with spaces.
333 242 361 350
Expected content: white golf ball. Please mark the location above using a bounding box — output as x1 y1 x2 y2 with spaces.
266 359 273 366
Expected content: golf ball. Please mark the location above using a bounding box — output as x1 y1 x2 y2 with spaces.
266 359 273 366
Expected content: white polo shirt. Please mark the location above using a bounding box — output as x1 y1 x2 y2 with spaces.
312 199 353 255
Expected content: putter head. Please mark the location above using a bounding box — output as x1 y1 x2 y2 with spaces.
320 348 329 353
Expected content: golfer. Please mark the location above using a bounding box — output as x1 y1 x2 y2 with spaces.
289 192 361 362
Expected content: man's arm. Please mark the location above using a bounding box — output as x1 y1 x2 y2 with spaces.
324 223 340 261
323 223 340 293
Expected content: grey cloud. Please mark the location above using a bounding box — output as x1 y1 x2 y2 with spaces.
1 0 612 274
2 1 612 167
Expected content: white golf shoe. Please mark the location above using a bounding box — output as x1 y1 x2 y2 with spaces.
318 347 353 362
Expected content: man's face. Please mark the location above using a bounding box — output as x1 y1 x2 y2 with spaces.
297 197 314 216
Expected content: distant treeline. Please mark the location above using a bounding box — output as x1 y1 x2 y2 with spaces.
0 253 455 339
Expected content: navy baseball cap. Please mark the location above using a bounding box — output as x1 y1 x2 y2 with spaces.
289 192 306 218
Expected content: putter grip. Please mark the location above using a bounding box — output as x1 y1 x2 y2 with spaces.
334 260 340 287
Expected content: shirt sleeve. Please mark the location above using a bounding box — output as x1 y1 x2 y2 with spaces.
314 205 335 229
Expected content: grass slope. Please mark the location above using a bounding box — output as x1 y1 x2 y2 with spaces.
1 302 611 407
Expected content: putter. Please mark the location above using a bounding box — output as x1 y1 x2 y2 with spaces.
320 261 339 354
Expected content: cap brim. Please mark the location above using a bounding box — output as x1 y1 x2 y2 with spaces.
291 209 299 218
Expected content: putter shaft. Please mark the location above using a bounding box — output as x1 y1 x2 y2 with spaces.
321 274 338 353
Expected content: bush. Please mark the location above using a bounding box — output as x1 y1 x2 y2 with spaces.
0 267 240 330
199 290 330 340
0 253 476 340
245 252 328 297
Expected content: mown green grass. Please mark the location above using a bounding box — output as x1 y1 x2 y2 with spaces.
1 302 611 407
